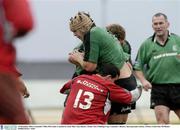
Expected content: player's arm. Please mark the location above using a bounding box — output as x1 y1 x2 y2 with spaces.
68 50 84 66
129 84 142 102
68 51 97 72
134 70 152 91
68 43 85 65
109 84 142 104
60 80 73 94
109 84 131 104
9 0 34 37
133 43 152 91
3 0 34 42
79 60 97 72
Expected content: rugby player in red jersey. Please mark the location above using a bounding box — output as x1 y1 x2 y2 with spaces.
60 64 142 124
0 0 34 124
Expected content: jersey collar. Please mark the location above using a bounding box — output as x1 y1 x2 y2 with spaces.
152 31 171 47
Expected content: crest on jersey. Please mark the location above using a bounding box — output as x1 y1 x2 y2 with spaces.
172 45 177 51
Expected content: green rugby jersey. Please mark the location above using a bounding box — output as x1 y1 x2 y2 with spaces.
83 26 126 72
122 40 132 63
122 40 131 55
134 33 180 83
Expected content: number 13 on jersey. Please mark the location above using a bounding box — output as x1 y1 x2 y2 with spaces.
73 89 94 110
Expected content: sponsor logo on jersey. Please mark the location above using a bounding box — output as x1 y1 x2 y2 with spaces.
77 79 104 92
172 45 177 51
153 52 178 59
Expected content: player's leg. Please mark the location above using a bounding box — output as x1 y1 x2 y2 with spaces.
108 114 128 124
112 114 128 124
108 103 130 124
151 84 171 124
154 105 170 124
174 109 180 119
171 84 180 119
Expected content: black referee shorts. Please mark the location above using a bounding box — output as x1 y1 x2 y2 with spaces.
151 84 180 110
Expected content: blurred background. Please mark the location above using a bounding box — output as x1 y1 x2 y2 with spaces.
15 0 180 124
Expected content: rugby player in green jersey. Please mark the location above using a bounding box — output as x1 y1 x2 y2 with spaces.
106 24 132 65
133 13 180 124
106 24 135 123
68 12 142 124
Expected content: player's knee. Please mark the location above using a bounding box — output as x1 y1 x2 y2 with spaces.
156 111 169 124
108 114 128 124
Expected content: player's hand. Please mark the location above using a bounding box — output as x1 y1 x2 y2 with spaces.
68 51 83 66
141 80 152 91
23 88 30 98
16 78 30 98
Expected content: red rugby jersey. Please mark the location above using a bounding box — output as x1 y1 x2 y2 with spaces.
60 74 132 124
0 0 34 77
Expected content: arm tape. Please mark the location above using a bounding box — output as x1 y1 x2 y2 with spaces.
130 88 142 102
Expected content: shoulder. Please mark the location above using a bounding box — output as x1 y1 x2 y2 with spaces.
144 35 154 43
124 40 131 48
137 35 154 53
170 33 180 39
141 35 154 46
77 74 89 78
169 33 180 44
84 27 104 39
90 26 107 35
91 26 103 32
170 33 179 36
103 80 117 89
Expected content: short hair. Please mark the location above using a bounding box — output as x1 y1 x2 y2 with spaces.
152 13 168 21
99 64 120 78
106 24 126 40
